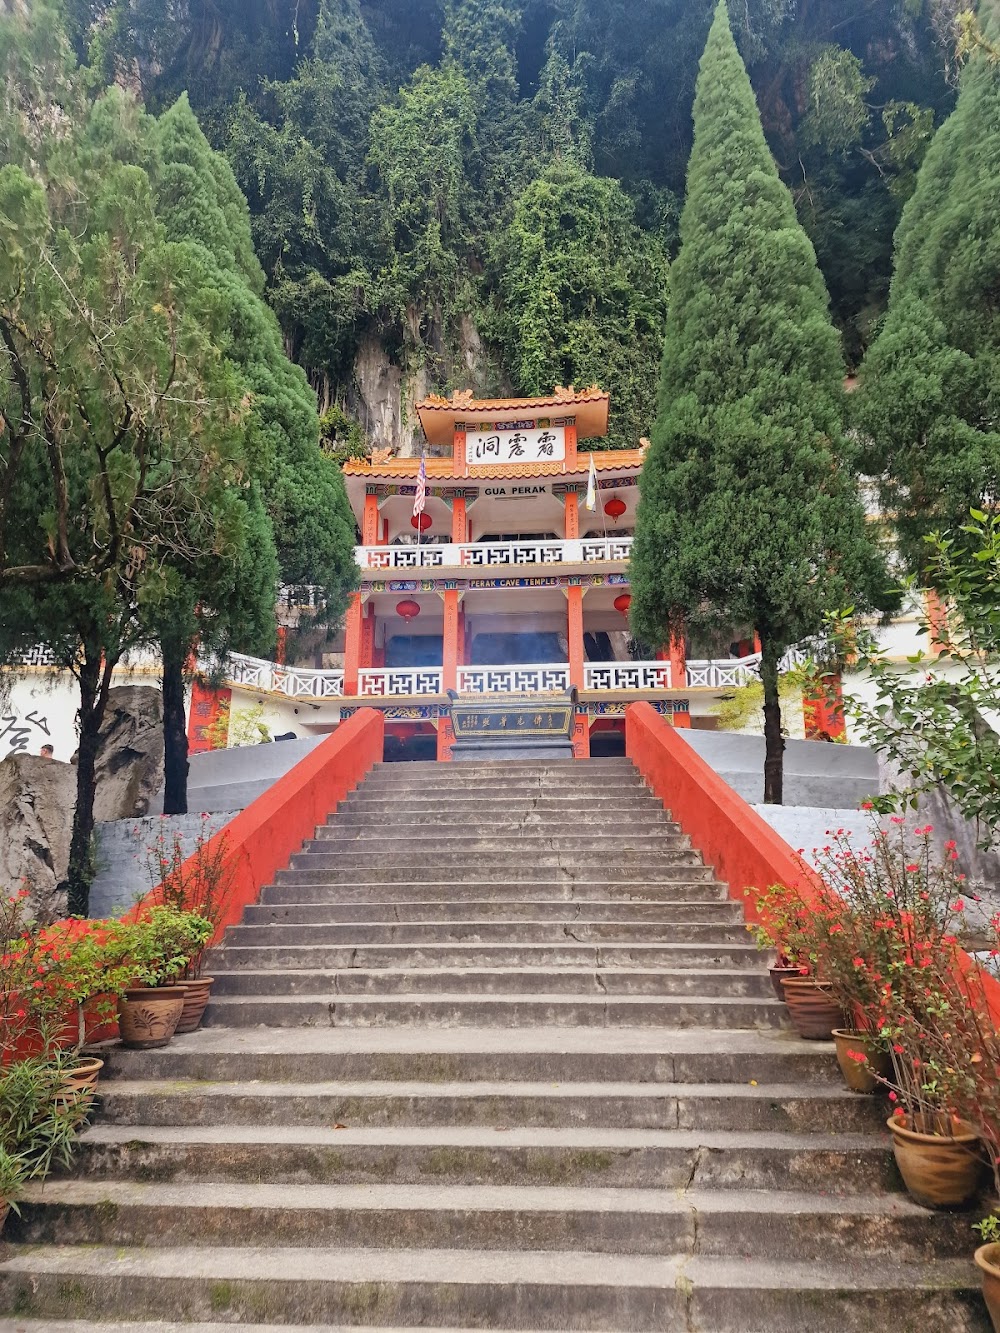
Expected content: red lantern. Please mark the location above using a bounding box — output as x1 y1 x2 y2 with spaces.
410 513 432 532
604 496 627 522
614 593 632 617
396 599 421 621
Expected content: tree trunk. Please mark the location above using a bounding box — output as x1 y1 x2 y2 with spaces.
65 643 114 917
760 636 785 806
161 635 190 816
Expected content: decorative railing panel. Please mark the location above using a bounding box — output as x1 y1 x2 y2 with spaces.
224 653 345 699
358 668 444 697
579 536 634 562
585 661 672 691
355 537 634 572
457 665 572 694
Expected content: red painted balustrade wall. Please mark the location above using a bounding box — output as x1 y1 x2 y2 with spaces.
624 701 1000 1024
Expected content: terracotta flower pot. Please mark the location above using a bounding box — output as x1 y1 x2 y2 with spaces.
117 988 184 1050
832 1029 891 1094
769 965 802 1000
887 1113 984 1209
53 1056 105 1124
975 1242 1000 1332
780 976 843 1040
170 977 215 1035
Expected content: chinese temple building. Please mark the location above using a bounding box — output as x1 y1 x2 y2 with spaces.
333 386 694 761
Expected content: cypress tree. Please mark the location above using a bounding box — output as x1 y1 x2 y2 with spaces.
150 95 357 811
631 0 888 804
854 15 1000 572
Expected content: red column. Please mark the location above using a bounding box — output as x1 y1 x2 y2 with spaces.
437 716 456 762
564 492 580 540
565 422 578 468
803 672 847 742
362 493 380 546
452 496 468 544
567 586 585 690
361 604 376 670
572 710 591 759
669 631 687 691
442 589 461 693
926 589 950 654
343 592 364 696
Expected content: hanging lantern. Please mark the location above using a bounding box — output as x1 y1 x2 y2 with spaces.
604 496 627 522
614 593 632 617
396 599 421 621
410 512 432 532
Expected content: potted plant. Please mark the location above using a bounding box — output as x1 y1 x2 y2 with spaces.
144 819 233 1033
0 1056 83 1186
743 884 809 998
975 1216 1000 1332
110 907 213 1049
745 882 843 1038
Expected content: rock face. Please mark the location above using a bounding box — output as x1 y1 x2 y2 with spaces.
0 753 75 921
91 686 165 822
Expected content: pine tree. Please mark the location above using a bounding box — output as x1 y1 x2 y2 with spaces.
854 17 1000 572
630 0 888 804
150 94 357 812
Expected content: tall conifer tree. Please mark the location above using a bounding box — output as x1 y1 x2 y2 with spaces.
855 11 1000 572
631 0 888 803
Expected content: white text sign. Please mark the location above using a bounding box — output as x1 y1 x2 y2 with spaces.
466 426 566 467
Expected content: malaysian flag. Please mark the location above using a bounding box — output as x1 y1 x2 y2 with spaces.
413 452 427 519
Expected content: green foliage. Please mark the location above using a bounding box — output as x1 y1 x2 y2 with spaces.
843 515 1000 851
109 907 214 990
0 1057 82 1188
855 42 1000 573
495 164 669 449
630 2 889 800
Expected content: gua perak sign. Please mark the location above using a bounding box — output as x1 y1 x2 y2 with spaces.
465 424 566 467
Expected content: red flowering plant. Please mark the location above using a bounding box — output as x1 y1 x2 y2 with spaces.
1 889 131 1062
743 881 815 971
141 817 233 979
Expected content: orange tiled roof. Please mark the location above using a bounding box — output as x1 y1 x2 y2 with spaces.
343 448 645 482
415 385 611 445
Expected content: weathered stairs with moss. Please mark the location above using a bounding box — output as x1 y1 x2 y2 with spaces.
0 757 988 1331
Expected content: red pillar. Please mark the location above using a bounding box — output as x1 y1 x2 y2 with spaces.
926 589 950 654
442 589 461 693
361 604 376 670
362 493 380 546
564 491 580 540
452 496 468 543
567 586 585 690
803 672 847 742
343 592 364 696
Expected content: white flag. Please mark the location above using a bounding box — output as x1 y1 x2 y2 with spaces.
585 452 597 511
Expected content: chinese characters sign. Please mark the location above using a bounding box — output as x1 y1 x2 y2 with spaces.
465 426 566 467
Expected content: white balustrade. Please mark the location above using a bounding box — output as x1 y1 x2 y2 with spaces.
272 666 344 699
225 653 274 691
457 664 572 694
579 536 634 562
585 661 672 692
355 537 634 573
358 668 444 697
458 541 568 567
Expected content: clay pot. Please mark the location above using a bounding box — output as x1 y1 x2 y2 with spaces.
117 988 184 1050
170 977 215 1034
780 976 843 1040
53 1056 105 1124
887 1113 984 1209
832 1029 891 1094
769 966 802 1000
975 1242 1000 1332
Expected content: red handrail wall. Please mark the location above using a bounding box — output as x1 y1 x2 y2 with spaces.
134 708 385 942
624 701 1000 1019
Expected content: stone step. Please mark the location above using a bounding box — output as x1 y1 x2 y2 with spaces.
373 759 635 771
278 862 719 883
95 1027 838 1087
222 921 747 947
352 778 651 796
4 1242 980 1331
310 830 689 849
326 811 675 828
93 1078 884 1133
338 796 668 815
239 901 743 927
201 991 786 1029
8 1181 969 1262
262 879 726 903
69 1123 894 1192
209 967 775 1000
241 900 740 925
212 944 762 972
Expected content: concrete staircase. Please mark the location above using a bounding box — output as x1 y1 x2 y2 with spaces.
0 758 988 1331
